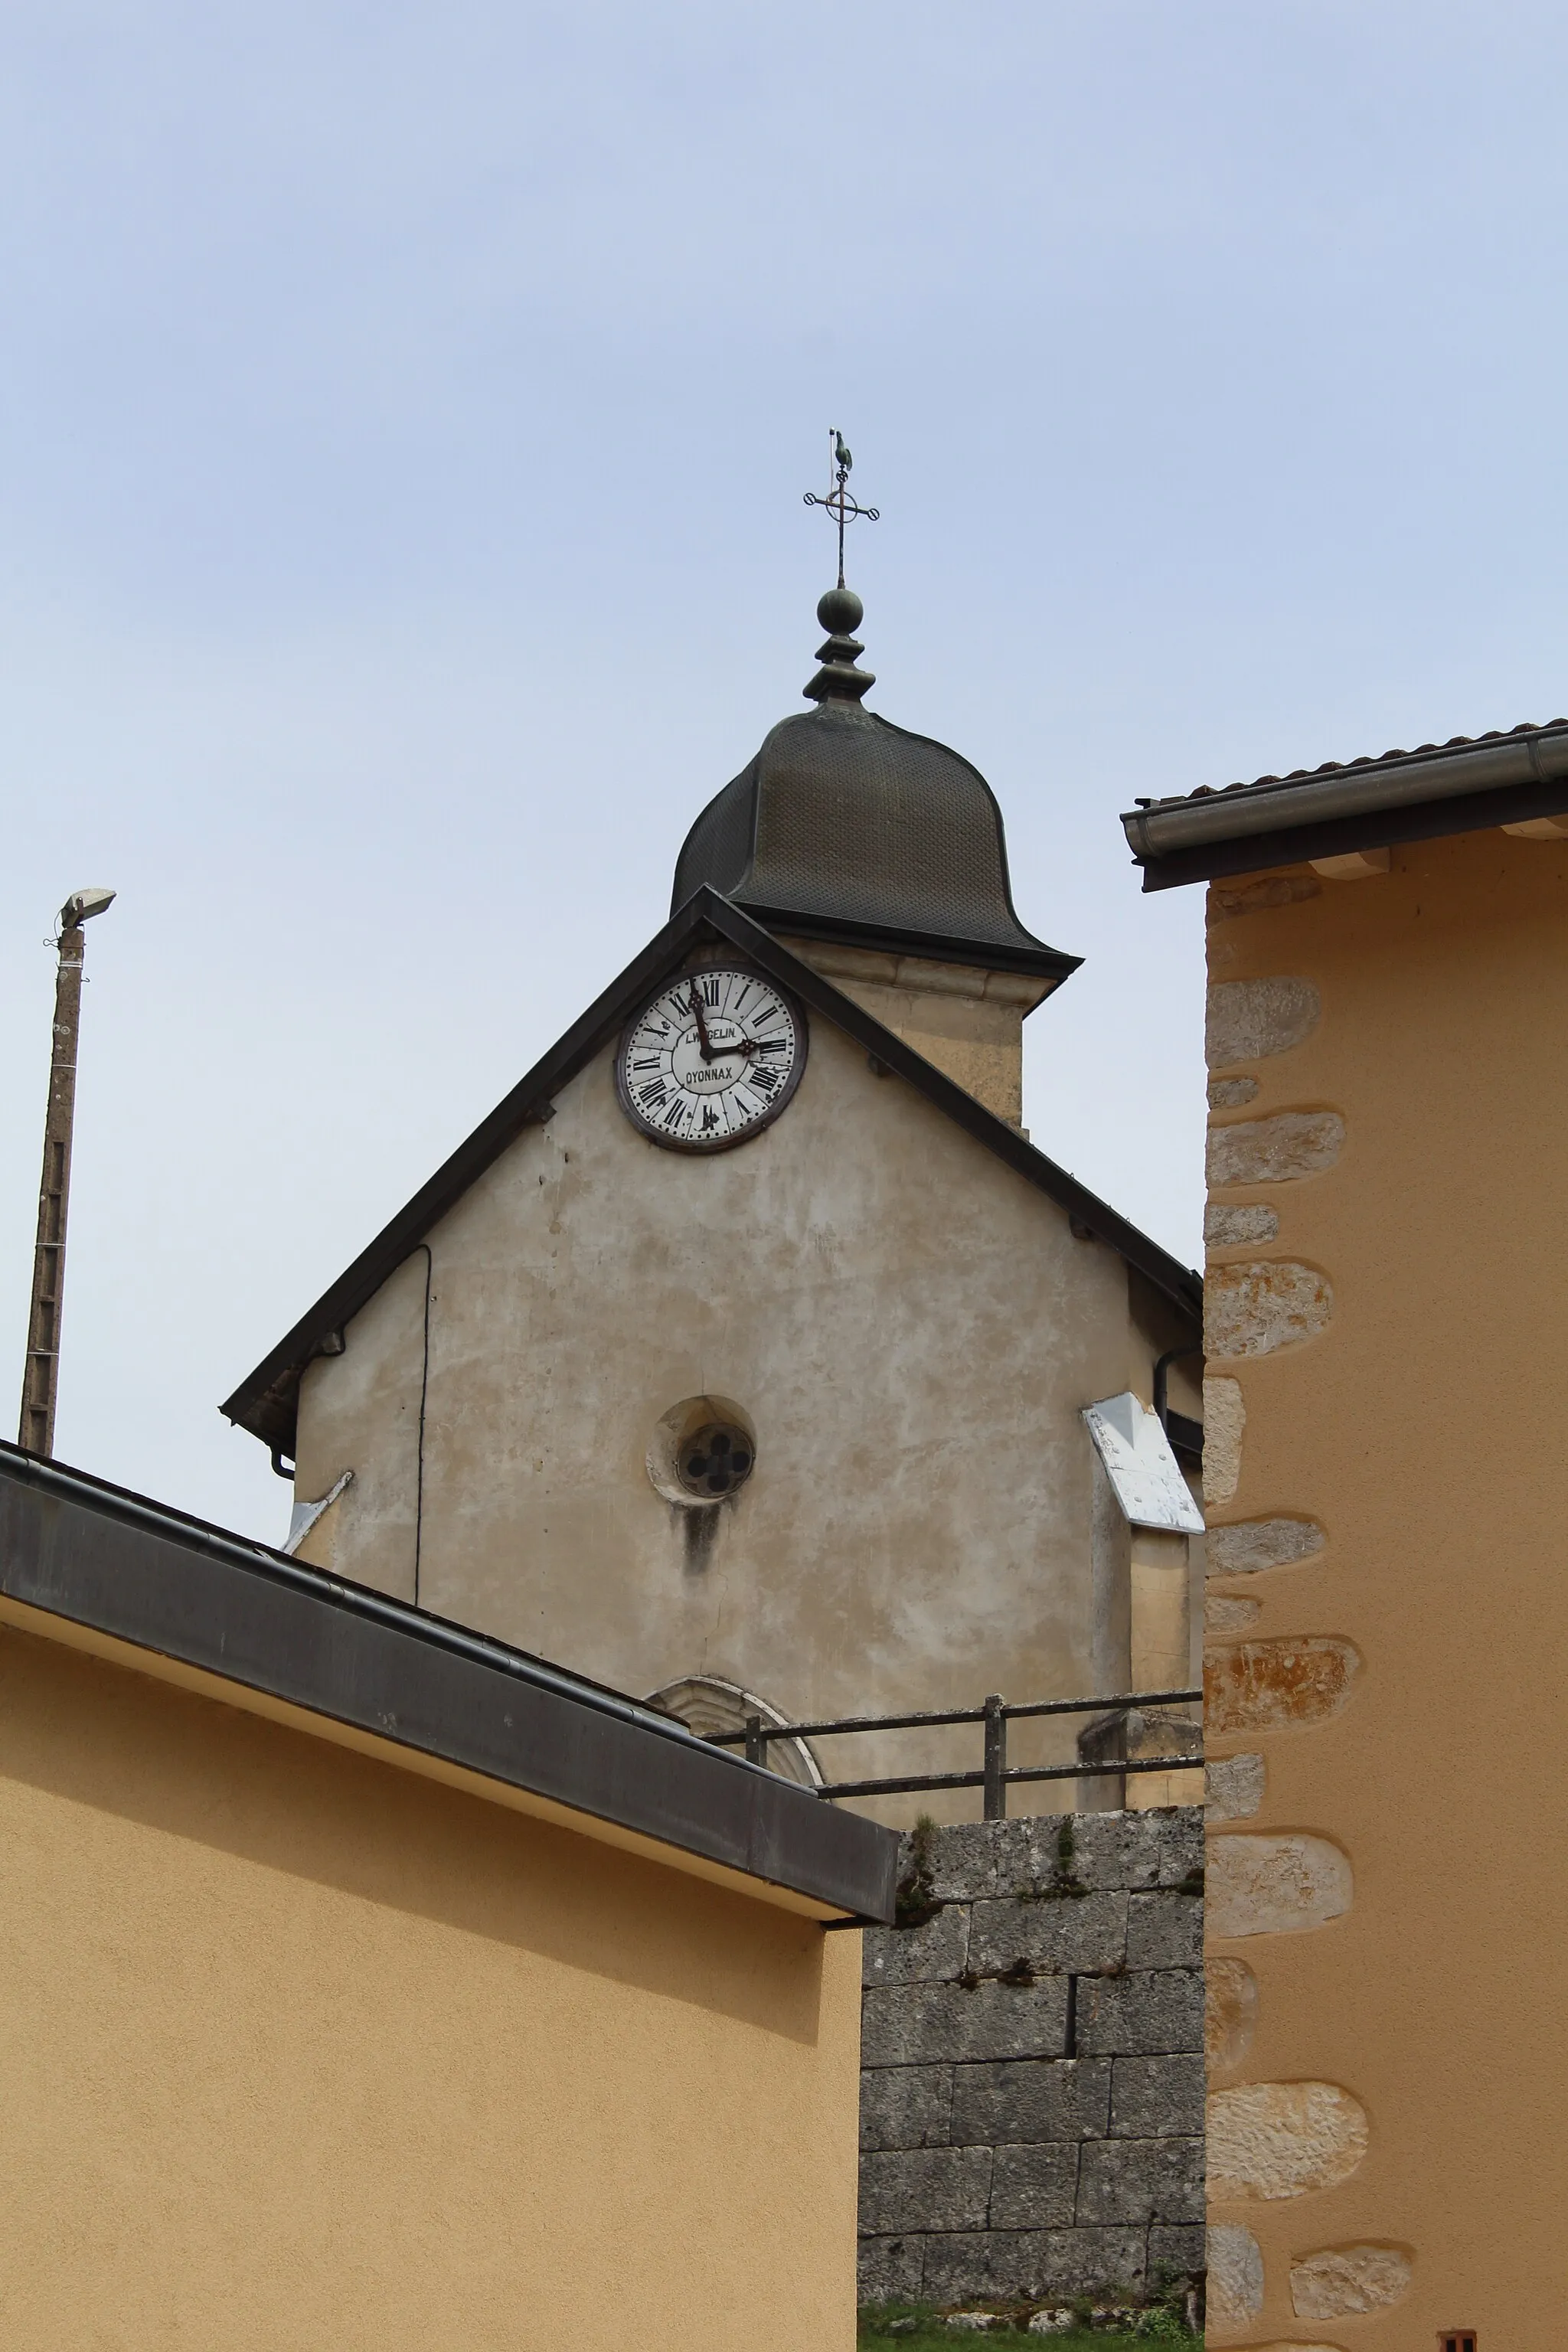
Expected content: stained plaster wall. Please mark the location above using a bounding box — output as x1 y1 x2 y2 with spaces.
1200 834 1568 2346
292 991 1198 1821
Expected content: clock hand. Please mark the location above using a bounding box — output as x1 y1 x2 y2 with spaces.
705 1031 770 1066
676 990 773 1069
685 984 718 1061
686 991 769 1064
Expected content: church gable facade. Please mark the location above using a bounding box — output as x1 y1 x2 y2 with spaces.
225 586 1203 1811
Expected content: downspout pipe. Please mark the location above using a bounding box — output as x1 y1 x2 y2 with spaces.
1153 1344 1204 1434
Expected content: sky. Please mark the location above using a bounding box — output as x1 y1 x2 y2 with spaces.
3 0 1566 1543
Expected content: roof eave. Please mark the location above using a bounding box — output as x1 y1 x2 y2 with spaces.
0 1443 897 1922
745 922 1201 1319
1123 727 1568 890
222 888 1200 1456
734 901 1082 983
221 893 736 1452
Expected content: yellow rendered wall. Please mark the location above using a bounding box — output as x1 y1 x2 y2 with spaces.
1201 832 1568 2344
0 1623 861 2351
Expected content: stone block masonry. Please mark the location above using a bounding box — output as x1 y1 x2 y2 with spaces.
859 1810 1204 2308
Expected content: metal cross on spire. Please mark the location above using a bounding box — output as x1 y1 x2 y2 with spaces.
802 429 879 587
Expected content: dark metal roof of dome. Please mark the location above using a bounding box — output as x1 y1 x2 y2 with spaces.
671 590 1080 983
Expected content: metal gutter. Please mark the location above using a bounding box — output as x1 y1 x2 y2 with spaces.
0 1443 707 1748
1122 724 1568 889
0 1443 899 1922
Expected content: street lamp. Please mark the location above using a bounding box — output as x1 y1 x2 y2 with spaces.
19 887 116 1456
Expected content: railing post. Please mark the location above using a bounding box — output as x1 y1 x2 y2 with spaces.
982 1694 1006 1820
745 1713 766 1767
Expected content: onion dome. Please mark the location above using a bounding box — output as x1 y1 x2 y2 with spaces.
671 589 1079 982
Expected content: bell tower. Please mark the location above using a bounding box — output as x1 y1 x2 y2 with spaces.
671 603 1078 1125
671 436 1078 1125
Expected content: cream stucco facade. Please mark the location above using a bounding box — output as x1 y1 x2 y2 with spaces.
779 936 1053 1128
0 1606 865 2351
1200 831 1568 2344
289 950 1201 1819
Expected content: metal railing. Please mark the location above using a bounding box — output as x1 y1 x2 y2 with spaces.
704 1686 1204 1818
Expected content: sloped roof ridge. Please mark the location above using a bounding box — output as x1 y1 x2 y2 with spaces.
220 890 1200 1456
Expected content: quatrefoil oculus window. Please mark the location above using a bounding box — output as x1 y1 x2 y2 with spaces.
678 1423 753 1499
646 1394 756 1508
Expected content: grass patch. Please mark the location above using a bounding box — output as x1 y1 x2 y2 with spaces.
893 1815 940 1928
859 2301 1199 2350
859 2330 1151 2351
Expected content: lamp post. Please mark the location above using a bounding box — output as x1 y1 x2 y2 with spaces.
19 887 116 1456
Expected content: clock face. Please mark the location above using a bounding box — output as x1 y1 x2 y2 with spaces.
615 967 807 1152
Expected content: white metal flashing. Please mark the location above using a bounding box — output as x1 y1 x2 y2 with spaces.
1082 1393 1204 1533
285 1468 354 1556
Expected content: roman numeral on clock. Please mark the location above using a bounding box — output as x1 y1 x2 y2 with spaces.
617 969 804 1150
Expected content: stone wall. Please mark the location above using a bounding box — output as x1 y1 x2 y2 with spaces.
858 1809 1204 2308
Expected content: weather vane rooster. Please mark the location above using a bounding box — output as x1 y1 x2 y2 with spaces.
803 429 879 587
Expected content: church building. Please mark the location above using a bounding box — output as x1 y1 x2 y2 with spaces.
224 580 1204 1814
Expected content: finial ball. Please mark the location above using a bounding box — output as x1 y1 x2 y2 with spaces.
817 586 864 635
